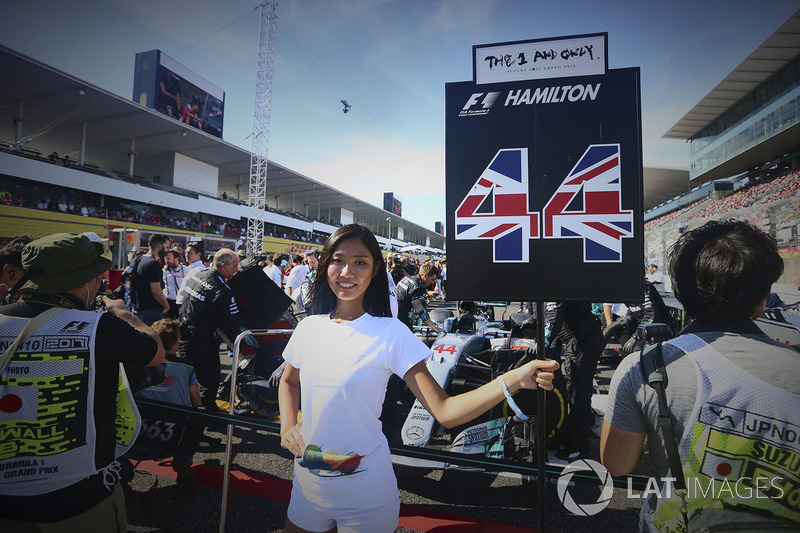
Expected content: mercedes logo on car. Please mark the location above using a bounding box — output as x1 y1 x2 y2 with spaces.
405 426 424 441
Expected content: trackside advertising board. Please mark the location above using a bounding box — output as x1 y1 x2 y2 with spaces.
445 35 644 302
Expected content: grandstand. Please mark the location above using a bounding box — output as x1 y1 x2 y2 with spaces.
645 9 800 287
0 45 445 263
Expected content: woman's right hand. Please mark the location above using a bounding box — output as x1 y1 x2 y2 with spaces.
280 420 305 458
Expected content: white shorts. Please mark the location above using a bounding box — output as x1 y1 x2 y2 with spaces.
287 483 400 533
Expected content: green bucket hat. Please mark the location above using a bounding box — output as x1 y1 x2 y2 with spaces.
20 233 112 293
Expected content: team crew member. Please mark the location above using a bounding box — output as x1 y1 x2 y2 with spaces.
0 233 164 531
269 253 293 288
278 224 559 533
543 301 604 461
646 263 664 286
163 249 188 318
175 243 208 306
263 253 285 287
129 233 170 325
284 254 310 298
293 250 320 319
601 220 800 532
178 248 249 410
185 242 205 271
395 262 445 333
296 250 320 293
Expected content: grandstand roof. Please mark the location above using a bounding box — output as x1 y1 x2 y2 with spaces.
664 10 800 140
643 167 690 210
0 45 443 249
0 46 250 176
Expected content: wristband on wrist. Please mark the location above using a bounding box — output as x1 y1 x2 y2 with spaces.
496 375 530 421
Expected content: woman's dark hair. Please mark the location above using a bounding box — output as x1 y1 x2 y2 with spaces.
309 224 391 317
668 219 783 322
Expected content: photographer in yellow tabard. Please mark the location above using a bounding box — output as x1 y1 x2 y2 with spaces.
0 233 164 532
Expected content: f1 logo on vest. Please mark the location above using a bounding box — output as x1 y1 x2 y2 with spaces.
61 321 91 332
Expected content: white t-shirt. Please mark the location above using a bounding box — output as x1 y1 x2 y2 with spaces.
282 313 430 508
285 265 309 292
187 260 204 271
263 264 283 287
163 264 189 301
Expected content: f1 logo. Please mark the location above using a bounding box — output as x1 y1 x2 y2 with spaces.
462 92 500 111
460 92 501 116
62 321 91 332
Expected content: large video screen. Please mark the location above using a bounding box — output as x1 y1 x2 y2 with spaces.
134 50 225 138
383 192 402 216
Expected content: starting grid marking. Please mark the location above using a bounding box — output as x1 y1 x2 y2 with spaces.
134 459 539 532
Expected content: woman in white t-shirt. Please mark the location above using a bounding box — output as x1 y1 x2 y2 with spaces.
278 224 559 533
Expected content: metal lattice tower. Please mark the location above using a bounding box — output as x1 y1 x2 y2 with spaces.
246 0 278 255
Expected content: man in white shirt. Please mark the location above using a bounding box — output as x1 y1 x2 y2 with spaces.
646 263 664 286
185 242 205 271
163 250 189 318
285 251 318 298
263 253 289 288
175 243 207 306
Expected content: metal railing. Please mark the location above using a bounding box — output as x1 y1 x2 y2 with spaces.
220 328 294 533
132 326 652 532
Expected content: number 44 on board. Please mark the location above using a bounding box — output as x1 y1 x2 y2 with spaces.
454 145 633 263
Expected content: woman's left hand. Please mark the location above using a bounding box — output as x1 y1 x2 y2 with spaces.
514 359 560 391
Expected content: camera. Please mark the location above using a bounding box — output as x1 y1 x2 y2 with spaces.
124 362 166 395
89 290 114 313
636 323 674 345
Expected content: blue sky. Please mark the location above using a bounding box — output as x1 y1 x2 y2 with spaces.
1 0 797 230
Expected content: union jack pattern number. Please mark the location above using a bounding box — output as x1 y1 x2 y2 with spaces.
455 144 633 263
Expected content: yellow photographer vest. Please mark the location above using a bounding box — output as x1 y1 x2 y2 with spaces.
0 309 139 496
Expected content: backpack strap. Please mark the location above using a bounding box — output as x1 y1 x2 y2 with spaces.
640 342 686 491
